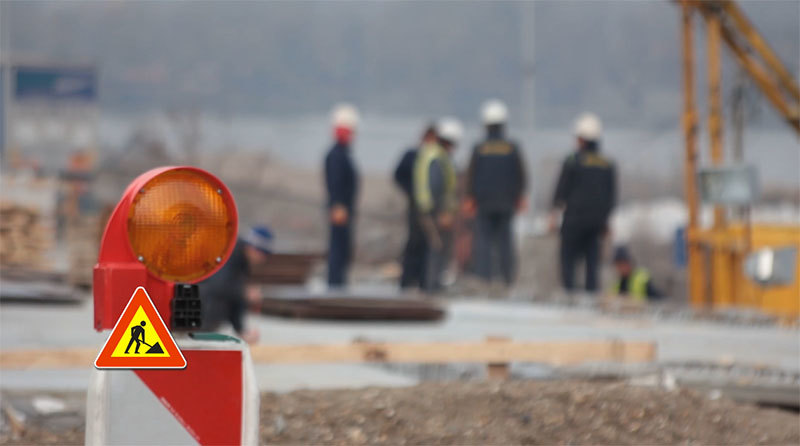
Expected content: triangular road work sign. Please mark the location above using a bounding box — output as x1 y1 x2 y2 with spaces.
95 286 186 369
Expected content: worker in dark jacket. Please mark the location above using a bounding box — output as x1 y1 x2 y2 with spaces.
198 225 273 344
609 246 662 301
549 112 617 293
465 100 527 286
324 103 360 287
394 124 437 289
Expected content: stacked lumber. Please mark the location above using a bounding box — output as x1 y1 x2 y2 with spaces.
0 202 53 270
0 339 658 369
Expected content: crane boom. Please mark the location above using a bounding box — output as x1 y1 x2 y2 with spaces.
688 0 800 135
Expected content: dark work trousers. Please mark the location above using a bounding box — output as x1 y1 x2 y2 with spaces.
228 298 247 334
473 211 516 285
328 222 352 287
400 208 427 289
424 227 453 293
559 222 605 292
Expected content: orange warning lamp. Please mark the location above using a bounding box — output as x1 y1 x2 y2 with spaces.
93 167 238 331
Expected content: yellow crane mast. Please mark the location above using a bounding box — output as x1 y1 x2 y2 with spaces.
680 0 800 317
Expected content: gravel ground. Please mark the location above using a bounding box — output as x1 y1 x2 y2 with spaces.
2 380 798 445
260 381 798 445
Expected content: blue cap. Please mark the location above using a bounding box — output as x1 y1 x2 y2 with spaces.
613 245 632 263
243 225 274 254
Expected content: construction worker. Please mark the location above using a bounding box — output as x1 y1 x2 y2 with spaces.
394 124 437 290
198 225 274 344
125 321 146 354
609 246 662 301
415 117 462 293
324 103 360 287
465 99 528 286
549 112 617 293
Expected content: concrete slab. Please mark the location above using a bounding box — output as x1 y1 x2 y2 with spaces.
0 369 93 391
253 364 417 393
1 297 798 392
0 365 416 393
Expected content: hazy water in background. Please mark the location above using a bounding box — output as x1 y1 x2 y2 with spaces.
100 112 799 191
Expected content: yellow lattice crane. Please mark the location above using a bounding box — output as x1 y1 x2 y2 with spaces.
679 0 800 317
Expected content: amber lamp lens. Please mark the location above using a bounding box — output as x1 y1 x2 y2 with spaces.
127 169 236 282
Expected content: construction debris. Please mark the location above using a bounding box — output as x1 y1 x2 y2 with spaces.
658 361 800 409
0 392 84 445
30 397 67 416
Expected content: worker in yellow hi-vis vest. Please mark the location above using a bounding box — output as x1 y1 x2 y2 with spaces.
414 117 462 293
609 246 662 301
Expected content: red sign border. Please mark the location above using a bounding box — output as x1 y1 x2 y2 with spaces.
94 286 186 369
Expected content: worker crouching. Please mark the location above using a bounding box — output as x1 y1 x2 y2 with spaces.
198 225 274 344
609 245 662 301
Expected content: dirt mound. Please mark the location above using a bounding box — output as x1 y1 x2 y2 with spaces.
260 381 799 445
3 381 797 445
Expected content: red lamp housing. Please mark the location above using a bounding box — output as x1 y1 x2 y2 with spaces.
93 166 238 331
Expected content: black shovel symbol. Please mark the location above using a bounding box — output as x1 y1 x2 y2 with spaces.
141 340 164 354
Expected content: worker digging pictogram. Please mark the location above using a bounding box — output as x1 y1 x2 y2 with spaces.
121 319 164 355
95 287 186 369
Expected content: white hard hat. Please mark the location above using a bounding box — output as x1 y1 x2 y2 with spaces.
574 112 602 141
331 103 360 129
436 117 464 145
481 99 508 125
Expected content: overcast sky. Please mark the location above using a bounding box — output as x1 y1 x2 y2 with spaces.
2 1 798 128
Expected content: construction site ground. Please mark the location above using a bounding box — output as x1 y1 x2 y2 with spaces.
260 380 800 445
2 291 798 390
1 290 799 444
2 380 799 445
